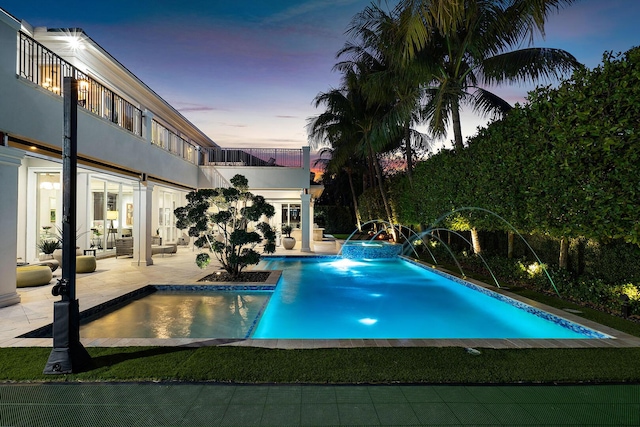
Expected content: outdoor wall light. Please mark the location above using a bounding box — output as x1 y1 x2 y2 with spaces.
78 79 89 107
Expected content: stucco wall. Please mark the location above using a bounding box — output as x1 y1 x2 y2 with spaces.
0 20 199 188
198 165 308 190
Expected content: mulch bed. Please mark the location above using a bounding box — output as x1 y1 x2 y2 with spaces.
198 271 271 283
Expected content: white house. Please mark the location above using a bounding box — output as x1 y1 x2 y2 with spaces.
0 8 321 307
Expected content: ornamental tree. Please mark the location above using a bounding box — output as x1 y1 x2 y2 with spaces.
174 174 276 278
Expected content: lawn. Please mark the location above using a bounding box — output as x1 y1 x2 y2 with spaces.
2 346 640 384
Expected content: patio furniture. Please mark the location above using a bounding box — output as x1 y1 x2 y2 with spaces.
31 259 60 272
116 237 177 257
17 265 53 288
115 237 133 258
76 255 96 273
152 244 175 257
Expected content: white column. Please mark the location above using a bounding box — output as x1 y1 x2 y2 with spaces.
300 192 311 252
142 109 153 145
0 146 24 307
309 198 315 247
132 181 154 266
76 173 90 251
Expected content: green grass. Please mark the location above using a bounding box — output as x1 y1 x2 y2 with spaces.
2 346 640 384
330 233 351 239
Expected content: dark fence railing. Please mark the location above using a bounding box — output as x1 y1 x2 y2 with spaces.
18 32 142 137
200 147 303 167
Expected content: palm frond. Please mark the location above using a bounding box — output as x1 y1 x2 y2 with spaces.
480 47 581 85
470 87 513 117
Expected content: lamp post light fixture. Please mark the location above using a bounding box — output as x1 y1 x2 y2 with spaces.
77 79 89 108
43 76 92 374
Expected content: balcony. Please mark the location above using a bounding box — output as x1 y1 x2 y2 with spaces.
18 32 142 137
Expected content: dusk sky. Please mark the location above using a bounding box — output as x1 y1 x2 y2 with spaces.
2 1 638 153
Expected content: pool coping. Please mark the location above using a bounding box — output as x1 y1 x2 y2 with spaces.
11 258 640 349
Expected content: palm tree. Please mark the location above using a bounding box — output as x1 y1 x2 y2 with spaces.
308 64 399 238
343 2 433 183
313 147 364 231
397 0 581 150
383 0 581 253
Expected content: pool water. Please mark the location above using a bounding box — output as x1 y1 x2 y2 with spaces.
80 291 269 339
252 257 604 339
78 256 607 340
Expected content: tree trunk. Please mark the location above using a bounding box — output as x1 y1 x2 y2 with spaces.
368 141 396 240
577 238 585 275
346 168 362 232
451 99 464 151
404 120 413 184
507 231 514 259
559 237 569 269
367 154 375 189
471 227 482 254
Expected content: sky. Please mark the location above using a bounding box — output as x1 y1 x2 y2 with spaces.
2 0 639 154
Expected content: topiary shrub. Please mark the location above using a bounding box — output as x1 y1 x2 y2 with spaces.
174 174 276 278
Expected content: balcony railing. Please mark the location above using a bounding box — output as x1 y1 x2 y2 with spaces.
200 147 303 167
18 32 142 136
15 33 301 170
151 119 198 164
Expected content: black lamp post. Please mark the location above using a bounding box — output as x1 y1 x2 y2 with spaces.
43 76 92 374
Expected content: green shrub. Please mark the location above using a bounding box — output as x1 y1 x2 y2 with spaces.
174 174 276 278
314 206 355 234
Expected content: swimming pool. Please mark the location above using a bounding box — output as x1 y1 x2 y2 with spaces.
80 291 270 339
252 257 607 339
73 256 608 340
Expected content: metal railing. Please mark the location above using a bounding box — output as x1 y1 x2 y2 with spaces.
18 32 142 137
151 120 198 164
200 147 303 167
16 33 301 170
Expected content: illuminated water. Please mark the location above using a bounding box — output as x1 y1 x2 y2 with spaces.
80 292 269 339
252 257 603 339
79 257 606 340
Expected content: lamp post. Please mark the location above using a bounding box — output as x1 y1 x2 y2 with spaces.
43 76 92 374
